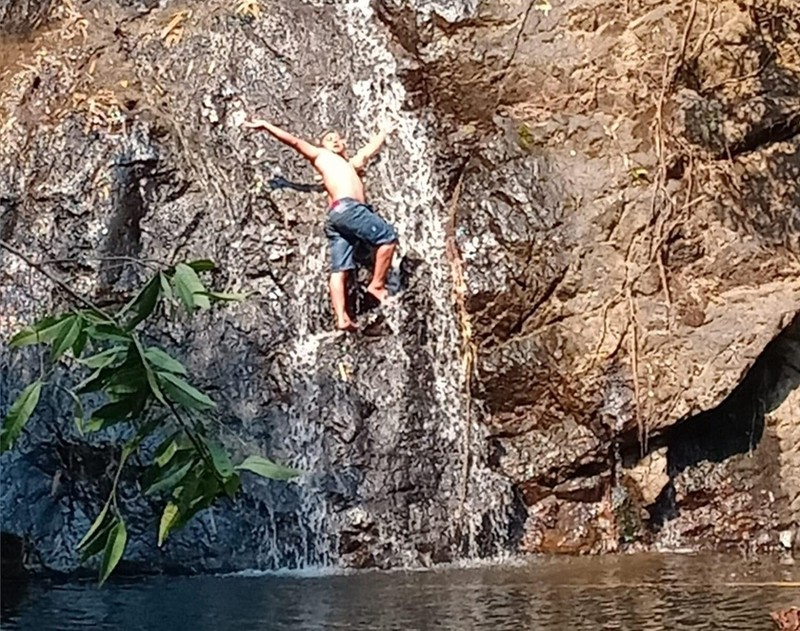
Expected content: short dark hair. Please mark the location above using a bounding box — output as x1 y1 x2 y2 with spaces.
319 130 338 144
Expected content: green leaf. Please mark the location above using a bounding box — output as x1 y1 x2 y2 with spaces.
145 458 194 496
186 259 216 272
77 346 128 369
194 469 223 507
57 386 85 436
79 310 115 325
50 315 82 362
99 519 127 585
72 330 89 358
105 383 143 397
159 272 173 301
223 473 240 499
172 263 211 313
236 455 299 481
205 440 234 479
78 520 115 562
123 275 162 330
10 315 72 347
124 414 167 453
85 392 147 432
130 335 166 405
154 433 181 467
1 381 43 452
159 273 174 318
77 348 140 394
75 367 105 394
199 291 250 303
96 395 144 420
144 348 187 376
158 502 179 547
85 323 131 344
145 368 165 404
157 441 179 467
78 501 111 549
169 468 219 529
158 372 216 411
106 351 148 389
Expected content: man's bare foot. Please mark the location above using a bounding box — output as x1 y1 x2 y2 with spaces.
366 284 389 303
336 318 358 332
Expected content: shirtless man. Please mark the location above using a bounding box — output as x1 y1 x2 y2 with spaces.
243 119 398 332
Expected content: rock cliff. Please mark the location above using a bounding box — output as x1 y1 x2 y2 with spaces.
378 0 800 553
1 0 798 575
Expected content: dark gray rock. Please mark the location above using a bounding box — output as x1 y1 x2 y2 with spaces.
0 0 512 574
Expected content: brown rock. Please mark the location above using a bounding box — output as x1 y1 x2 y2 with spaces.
772 388 800 546
395 0 800 554
522 496 618 555
623 448 669 506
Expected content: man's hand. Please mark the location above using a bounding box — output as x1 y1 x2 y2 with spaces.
350 121 395 171
242 119 269 131
378 120 396 137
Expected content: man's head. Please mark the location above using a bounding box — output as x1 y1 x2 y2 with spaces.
320 130 346 155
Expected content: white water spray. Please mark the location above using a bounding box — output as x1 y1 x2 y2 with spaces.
252 0 514 569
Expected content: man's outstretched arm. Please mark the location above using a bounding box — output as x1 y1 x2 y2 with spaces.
350 122 394 171
243 119 321 161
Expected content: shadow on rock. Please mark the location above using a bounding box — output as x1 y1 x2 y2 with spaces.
648 312 800 526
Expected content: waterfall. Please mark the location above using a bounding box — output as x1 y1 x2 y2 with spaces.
337 0 469 546
246 0 514 570
339 0 515 562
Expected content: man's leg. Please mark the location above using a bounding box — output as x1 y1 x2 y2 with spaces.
367 242 396 303
329 271 356 330
338 202 398 305
327 228 357 331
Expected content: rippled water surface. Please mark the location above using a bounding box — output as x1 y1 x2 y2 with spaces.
3 554 799 630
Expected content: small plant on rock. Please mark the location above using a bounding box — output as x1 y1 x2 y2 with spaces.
517 122 536 151
235 0 262 21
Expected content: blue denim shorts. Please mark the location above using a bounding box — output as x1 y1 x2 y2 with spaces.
324 198 398 272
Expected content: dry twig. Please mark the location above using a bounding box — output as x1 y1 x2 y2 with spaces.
445 164 477 532
161 10 191 47
235 0 262 20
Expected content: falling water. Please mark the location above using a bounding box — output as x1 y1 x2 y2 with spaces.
248 0 514 569
346 0 514 560
338 0 468 544
0 0 513 574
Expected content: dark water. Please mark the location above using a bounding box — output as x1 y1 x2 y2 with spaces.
3 554 799 630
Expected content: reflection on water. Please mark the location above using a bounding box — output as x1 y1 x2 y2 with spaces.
3 554 799 630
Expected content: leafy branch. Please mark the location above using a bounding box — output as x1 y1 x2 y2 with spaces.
1 250 295 584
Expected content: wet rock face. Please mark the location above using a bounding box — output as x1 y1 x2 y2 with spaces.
0 0 511 575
